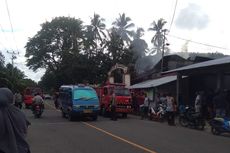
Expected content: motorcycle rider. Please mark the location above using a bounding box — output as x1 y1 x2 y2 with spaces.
149 93 161 120
32 93 44 111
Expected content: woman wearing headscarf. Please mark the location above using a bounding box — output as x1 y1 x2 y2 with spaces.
0 88 30 153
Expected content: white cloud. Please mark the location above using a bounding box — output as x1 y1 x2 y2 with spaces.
175 3 209 30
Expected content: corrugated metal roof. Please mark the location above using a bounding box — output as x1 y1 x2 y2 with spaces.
129 75 177 89
163 56 230 74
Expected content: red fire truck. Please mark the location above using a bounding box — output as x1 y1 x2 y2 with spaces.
95 83 133 118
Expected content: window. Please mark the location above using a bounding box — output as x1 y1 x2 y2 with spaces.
114 88 130 96
73 89 98 100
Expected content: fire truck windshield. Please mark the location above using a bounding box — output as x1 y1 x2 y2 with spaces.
114 88 130 96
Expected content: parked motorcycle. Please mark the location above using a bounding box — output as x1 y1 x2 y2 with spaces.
209 117 230 135
179 106 205 130
32 103 43 118
149 103 166 122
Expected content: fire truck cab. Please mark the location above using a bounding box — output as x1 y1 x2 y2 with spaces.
96 83 132 118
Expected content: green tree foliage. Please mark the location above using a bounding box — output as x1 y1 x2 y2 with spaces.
148 18 167 54
0 69 12 89
83 25 97 58
21 78 37 88
26 16 136 91
4 64 26 92
0 53 37 92
0 51 38 92
25 16 84 72
38 70 58 91
83 13 106 57
0 52 4 68
90 13 106 46
24 15 229 91
112 13 135 45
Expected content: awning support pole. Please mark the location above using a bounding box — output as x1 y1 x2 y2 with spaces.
217 72 223 91
176 73 182 106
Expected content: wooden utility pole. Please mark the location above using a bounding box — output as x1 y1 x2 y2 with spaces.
7 50 18 75
161 29 167 72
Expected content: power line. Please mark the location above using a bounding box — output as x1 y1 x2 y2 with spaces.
168 34 230 51
4 0 19 53
169 0 178 32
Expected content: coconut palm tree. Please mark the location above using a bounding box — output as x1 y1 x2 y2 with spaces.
112 13 135 45
148 18 167 54
90 13 106 46
83 25 97 57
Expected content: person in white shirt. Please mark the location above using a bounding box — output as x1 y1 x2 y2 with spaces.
166 93 176 125
32 93 44 111
141 93 149 119
195 92 202 113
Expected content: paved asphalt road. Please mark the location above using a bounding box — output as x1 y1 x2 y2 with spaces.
24 100 229 153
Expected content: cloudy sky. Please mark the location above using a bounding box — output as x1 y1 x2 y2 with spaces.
0 0 229 82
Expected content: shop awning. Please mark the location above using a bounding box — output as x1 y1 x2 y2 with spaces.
129 75 178 89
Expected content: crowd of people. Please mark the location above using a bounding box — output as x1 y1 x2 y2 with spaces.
137 92 177 126
132 89 230 126
194 89 230 119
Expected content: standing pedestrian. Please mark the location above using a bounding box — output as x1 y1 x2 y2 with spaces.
166 93 176 125
0 88 30 153
194 91 202 113
131 92 138 114
53 92 59 109
110 92 117 121
141 93 149 120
